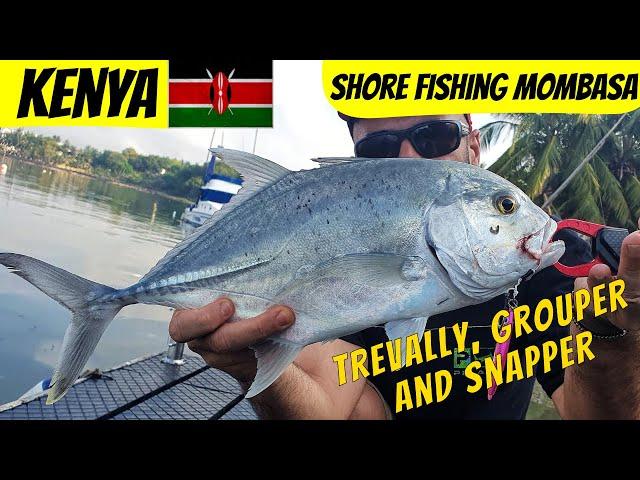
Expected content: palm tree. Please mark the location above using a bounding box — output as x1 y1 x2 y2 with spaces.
481 112 640 229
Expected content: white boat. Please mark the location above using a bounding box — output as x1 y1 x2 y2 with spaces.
181 148 243 231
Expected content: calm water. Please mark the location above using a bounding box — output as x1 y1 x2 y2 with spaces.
0 158 190 404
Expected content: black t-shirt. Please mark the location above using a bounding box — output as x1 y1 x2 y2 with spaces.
342 228 592 419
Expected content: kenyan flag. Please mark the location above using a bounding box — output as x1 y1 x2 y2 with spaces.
169 60 272 127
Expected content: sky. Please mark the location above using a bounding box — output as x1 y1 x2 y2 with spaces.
26 61 511 171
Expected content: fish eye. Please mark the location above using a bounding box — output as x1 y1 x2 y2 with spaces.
496 195 517 215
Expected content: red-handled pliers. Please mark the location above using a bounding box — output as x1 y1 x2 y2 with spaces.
553 219 629 277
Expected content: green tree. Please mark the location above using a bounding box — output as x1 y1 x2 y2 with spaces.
42 137 61 164
482 112 640 229
93 151 133 178
129 154 164 174
0 130 242 201
122 147 138 160
73 146 98 170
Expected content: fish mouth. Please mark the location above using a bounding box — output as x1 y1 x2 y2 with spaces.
518 219 565 271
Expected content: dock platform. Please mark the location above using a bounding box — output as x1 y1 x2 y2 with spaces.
0 352 258 420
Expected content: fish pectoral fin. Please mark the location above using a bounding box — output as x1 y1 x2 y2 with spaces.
384 317 429 367
246 340 302 398
273 254 430 321
279 254 429 296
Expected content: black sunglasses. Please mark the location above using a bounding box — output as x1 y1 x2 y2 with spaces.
354 120 471 159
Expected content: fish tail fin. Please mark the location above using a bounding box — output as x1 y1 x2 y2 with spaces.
0 253 131 404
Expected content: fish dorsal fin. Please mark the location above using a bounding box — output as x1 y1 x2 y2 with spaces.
211 147 290 189
140 149 290 284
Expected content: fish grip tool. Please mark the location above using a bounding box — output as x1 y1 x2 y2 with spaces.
553 219 628 277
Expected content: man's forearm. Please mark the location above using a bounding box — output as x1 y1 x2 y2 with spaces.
242 364 352 420
562 324 640 419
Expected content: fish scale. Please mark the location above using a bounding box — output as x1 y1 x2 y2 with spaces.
0 148 566 402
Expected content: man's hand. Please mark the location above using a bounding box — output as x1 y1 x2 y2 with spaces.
574 219 640 332
168 297 295 385
558 218 640 419
167 297 388 419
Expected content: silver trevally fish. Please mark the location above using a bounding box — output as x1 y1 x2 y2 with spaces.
0 148 565 403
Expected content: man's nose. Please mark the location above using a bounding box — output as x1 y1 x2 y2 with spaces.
398 139 421 158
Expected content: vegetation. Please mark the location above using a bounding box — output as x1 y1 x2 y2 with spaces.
481 112 640 229
0 129 240 200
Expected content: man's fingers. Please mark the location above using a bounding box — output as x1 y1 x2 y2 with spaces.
587 263 613 290
201 306 295 353
574 277 588 292
188 345 255 368
190 347 257 382
169 298 235 343
574 264 612 319
617 231 640 294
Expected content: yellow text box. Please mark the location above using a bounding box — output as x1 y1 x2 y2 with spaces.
0 60 168 127
323 60 640 117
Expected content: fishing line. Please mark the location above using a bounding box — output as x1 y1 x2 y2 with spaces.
373 324 491 331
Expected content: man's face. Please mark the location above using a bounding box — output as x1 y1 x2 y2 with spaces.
351 114 481 166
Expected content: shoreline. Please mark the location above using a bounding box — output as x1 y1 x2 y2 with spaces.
10 157 192 204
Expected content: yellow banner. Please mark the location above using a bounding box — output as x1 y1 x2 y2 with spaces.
0 60 168 127
323 60 640 117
